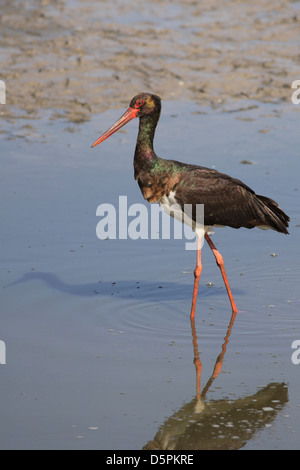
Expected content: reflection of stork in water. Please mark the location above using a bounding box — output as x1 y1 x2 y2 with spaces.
191 310 237 403
143 312 288 450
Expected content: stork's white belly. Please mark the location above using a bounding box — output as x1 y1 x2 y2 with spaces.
159 190 208 238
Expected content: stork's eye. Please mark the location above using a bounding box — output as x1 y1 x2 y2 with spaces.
135 99 145 108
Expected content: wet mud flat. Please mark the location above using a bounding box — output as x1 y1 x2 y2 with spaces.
1 0 300 451
1 0 300 127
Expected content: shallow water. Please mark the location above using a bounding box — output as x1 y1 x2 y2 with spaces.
1 99 300 449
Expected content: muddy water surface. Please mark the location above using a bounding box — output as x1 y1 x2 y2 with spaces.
1 0 300 451
1 100 300 449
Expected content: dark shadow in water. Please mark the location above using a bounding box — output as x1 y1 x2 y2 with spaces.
7 271 244 301
143 312 288 450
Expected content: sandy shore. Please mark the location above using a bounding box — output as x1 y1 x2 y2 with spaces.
1 0 299 124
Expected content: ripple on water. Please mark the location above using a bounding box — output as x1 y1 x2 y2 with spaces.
108 298 192 344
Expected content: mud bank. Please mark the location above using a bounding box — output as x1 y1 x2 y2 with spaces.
1 0 299 125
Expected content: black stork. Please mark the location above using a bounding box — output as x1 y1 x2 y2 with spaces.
91 93 290 318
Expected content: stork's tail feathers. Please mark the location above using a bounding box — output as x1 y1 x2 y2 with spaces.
256 195 290 234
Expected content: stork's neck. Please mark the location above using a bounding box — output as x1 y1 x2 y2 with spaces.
134 112 159 161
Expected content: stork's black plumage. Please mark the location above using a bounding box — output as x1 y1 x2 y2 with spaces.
92 92 290 317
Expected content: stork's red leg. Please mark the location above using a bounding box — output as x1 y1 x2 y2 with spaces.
204 233 238 313
190 237 202 319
